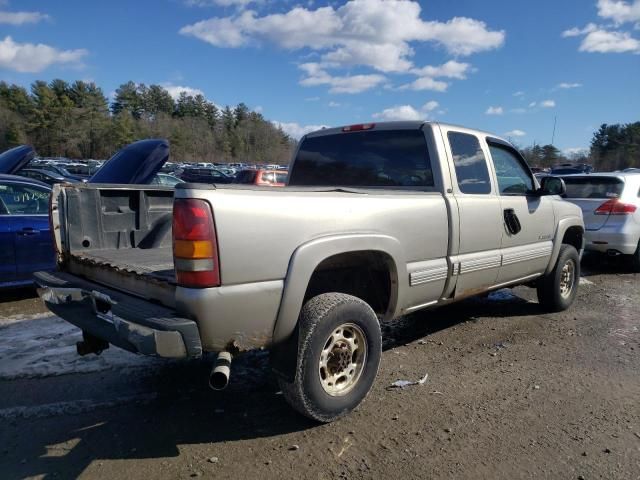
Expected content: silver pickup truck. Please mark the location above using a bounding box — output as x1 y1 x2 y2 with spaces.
36 121 584 422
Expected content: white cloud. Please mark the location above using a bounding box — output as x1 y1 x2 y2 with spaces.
0 36 87 73
580 28 640 53
299 62 386 94
528 101 537 108
400 76 449 92
562 23 598 37
505 129 526 137
328 101 341 107
373 101 440 121
179 0 504 94
273 121 327 138
0 10 49 25
563 20 640 54
540 99 556 108
422 100 439 111
513 90 524 96
597 0 640 24
162 83 205 99
556 82 582 89
485 106 503 115
511 108 527 114
254 105 263 113
411 60 471 79
373 105 423 121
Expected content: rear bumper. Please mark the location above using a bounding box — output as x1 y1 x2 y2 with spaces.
34 271 202 359
584 229 639 255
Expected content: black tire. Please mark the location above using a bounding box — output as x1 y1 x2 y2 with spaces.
537 244 580 312
631 240 640 273
278 293 381 423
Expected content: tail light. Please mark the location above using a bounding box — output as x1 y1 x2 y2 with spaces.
172 198 220 288
342 123 375 132
594 199 637 215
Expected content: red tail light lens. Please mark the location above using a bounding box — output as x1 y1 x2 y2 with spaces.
173 198 220 288
594 199 637 215
342 123 375 132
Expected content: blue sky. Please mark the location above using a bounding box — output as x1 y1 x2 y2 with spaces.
1 0 639 153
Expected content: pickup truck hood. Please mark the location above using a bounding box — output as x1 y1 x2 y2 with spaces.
89 139 169 184
0 145 35 174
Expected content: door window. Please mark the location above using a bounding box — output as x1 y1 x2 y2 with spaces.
0 182 50 215
488 144 535 195
448 132 491 194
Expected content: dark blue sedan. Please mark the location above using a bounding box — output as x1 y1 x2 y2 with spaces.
0 174 55 288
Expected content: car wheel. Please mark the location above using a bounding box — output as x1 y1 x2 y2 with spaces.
631 240 640 273
537 244 580 312
278 293 381 423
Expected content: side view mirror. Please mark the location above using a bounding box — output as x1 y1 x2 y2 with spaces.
539 176 566 196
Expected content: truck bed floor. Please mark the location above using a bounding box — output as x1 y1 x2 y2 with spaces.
72 247 175 283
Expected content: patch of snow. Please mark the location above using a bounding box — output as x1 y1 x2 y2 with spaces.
579 277 594 285
0 315 160 380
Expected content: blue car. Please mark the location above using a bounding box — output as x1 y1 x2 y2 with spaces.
0 174 55 288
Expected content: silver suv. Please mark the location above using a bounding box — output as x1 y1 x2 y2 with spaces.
562 172 640 270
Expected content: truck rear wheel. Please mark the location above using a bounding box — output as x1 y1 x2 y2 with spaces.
537 244 580 312
278 293 381 423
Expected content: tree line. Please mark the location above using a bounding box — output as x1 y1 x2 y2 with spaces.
0 79 295 164
519 122 639 171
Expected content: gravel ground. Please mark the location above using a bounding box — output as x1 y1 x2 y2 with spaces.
0 254 638 480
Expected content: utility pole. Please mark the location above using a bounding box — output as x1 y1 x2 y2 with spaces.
551 115 557 145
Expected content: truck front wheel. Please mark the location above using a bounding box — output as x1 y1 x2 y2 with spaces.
537 244 580 312
278 293 382 423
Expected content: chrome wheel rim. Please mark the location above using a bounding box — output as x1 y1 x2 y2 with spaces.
559 259 576 298
318 323 367 397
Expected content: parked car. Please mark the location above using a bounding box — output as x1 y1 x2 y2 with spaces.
151 173 183 187
550 163 593 175
233 169 287 186
561 172 640 270
179 167 233 184
0 174 55 288
38 164 86 182
36 122 584 422
18 168 80 186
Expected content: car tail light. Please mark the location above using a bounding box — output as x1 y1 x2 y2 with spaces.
172 198 220 288
594 199 637 215
342 123 375 132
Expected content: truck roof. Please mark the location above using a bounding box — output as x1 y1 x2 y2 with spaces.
303 121 512 146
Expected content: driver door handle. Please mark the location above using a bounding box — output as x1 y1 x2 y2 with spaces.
503 209 522 235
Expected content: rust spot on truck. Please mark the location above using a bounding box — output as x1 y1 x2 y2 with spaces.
223 331 272 354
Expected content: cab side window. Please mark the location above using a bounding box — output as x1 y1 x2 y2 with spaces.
488 144 535 195
448 131 491 194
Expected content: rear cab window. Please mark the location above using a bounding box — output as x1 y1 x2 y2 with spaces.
289 129 434 188
562 177 624 199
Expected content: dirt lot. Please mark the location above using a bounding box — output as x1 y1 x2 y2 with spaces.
0 254 638 480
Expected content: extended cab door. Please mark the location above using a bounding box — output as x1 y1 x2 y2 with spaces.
441 127 503 297
485 138 554 284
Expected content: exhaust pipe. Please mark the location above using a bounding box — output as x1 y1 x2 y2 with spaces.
209 351 232 390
